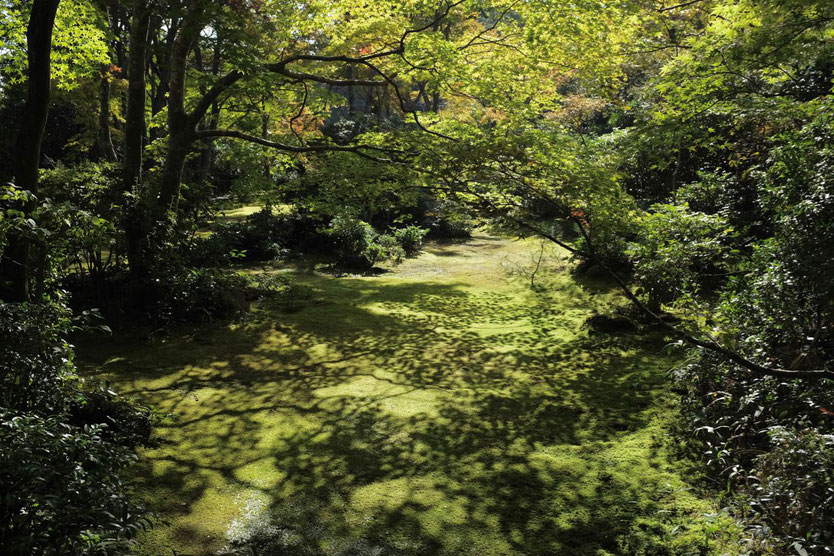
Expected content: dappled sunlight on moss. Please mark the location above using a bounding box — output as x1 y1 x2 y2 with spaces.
77 234 740 555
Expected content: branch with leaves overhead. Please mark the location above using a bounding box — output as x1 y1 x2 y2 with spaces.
174 1 470 163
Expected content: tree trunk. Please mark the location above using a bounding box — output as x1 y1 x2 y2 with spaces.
122 2 152 276
261 103 270 181
0 0 61 302
123 1 150 191
96 66 117 161
347 66 356 116
157 4 200 214
158 134 191 213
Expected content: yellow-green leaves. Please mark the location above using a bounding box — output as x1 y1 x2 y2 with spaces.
0 0 109 92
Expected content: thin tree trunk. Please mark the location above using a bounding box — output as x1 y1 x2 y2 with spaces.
96 66 117 161
0 0 61 302
261 100 271 181
347 66 356 116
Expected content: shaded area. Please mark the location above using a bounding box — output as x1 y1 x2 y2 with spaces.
76 236 732 555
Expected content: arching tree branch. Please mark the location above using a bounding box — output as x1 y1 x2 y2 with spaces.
194 129 402 163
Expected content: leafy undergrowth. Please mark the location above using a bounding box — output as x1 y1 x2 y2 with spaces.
76 235 741 555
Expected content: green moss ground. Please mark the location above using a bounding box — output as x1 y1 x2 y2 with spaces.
77 234 740 555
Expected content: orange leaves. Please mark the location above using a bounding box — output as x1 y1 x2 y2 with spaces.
288 107 323 135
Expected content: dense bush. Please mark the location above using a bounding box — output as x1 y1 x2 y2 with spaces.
250 272 313 312
187 208 329 267
0 413 150 553
753 427 834 550
187 208 287 267
328 215 396 269
38 162 124 279
393 225 428 256
185 203 432 274
626 203 735 311
677 353 834 554
0 301 152 554
148 267 251 325
651 89 834 555
0 301 76 414
424 206 474 239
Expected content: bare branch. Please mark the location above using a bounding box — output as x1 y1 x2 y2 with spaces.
657 0 706 12
266 62 387 87
288 81 309 145
194 129 401 163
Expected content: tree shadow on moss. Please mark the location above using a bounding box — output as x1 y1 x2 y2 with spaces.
78 272 686 555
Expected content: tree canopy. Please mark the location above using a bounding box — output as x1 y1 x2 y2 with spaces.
2 0 834 552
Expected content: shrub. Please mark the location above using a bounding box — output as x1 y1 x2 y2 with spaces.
187 208 326 267
751 427 834 552
416 198 475 239
0 301 152 553
250 273 313 312
626 203 734 311
0 301 75 414
0 413 151 553
327 216 401 269
328 215 377 268
68 385 154 447
149 268 250 324
393 225 428 256
38 162 124 279
375 233 405 264
188 207 286 266
426 210 473 239
676 352 834 555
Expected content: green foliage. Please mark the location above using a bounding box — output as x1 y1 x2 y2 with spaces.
753 427 834 551
627 203 734 311
423 202 474 239
149 268 251 325
0 0 110 93
0 413 150 553
3 0 832 551
190 207 291 266
249 272 313 312
0 301 75 414
39 162 124 278
328 215 394 270
0 301 152 554
615 3 834 551
392 225 428 256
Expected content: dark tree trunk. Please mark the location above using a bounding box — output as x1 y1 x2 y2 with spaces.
347 66 356 116
123 1 150 191
156 25 194 213
158 135 191 213
123 2 152 276
431 92 440 113
261 102 271 181
150 17 175 122
0 0 61 302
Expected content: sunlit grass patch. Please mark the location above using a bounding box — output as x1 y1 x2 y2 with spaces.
77 234 741 555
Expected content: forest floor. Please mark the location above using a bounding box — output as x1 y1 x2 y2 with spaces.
77 232 740 555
